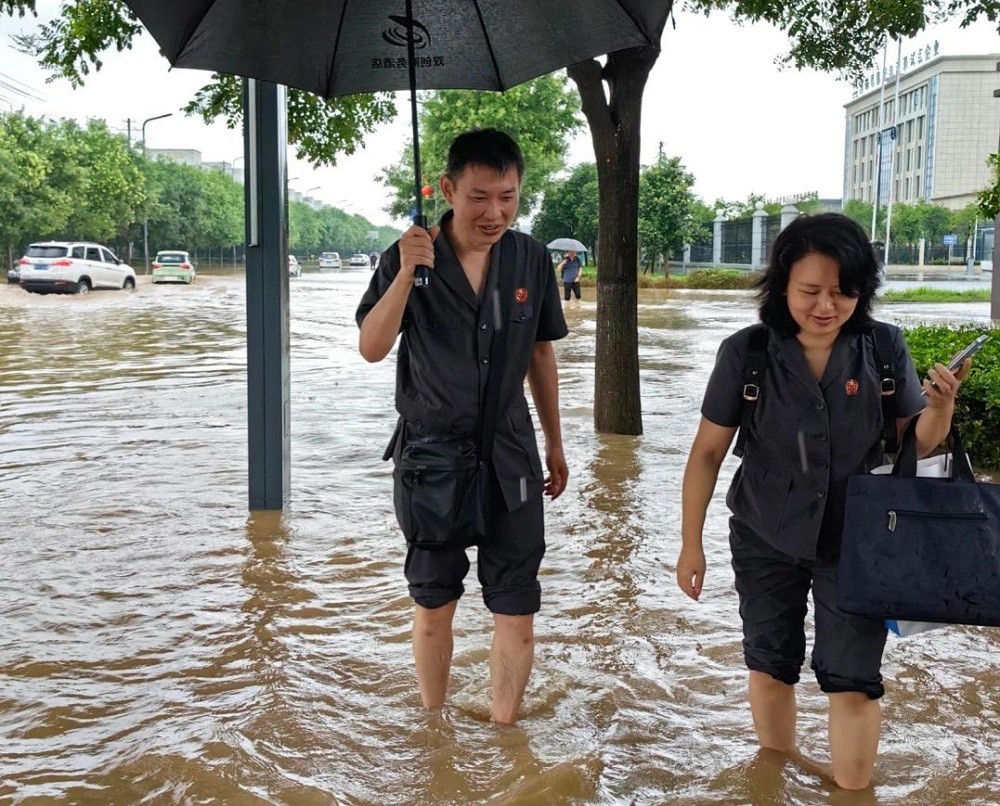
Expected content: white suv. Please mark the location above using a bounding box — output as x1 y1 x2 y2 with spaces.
18 241 137 295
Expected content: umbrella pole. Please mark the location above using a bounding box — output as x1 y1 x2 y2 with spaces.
406 0 429 287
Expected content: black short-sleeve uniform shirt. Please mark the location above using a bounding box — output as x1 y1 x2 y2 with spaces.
701 323 925 560
356 212 568 511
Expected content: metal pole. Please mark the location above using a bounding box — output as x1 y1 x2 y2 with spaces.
872 32 889 237
992 63 1000 320
883 41 903 267
406 0 429 287
141 112 173 274
244 78 291 510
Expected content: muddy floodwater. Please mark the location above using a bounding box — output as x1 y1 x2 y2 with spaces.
1 273 997 804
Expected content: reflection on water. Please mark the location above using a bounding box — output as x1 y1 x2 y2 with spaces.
0 277 997 803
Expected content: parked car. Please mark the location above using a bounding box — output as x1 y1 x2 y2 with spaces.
318 251 341 269
151 250 196 284
348 253 369 268
8 263 19 284
288 255 302 277
17 241 136 295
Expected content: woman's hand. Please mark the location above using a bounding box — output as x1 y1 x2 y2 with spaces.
676 545 706 601
922 357 971 409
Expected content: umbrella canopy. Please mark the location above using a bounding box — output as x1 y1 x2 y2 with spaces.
122 1 664 98
546 238 588 253
123 0 668 282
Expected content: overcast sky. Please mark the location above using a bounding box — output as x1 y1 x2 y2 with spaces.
2 4 997 228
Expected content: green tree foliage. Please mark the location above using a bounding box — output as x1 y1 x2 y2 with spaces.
977 153 1000 220
67 119 146 242
0 110 390 261
949 203 985 241
842 198 877 236
8 0 396 166
380 74 583 220
531 163 599 251
687 198 717 244
889 199 951 243
687 1 989 81
637 145 698 268
0 112 75 261
287 203 399 256
0 111 144 256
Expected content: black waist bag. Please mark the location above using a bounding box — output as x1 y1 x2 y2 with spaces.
388 231 515 550
394 436 488 549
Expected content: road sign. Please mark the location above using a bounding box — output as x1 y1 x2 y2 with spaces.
943 234 958 246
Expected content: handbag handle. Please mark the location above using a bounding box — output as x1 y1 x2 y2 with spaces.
890 413 975 482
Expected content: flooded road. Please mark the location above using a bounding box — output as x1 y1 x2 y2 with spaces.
1 274 997 804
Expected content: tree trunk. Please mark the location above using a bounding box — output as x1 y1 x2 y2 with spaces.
569 44 662 435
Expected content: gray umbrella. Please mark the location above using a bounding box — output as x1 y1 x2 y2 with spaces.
546 238 588 253
122 0 668 282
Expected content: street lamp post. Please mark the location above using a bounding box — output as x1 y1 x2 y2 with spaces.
142 112 173 274
991 62 999 320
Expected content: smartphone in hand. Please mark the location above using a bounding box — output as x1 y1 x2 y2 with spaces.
946 334 989 372
924 334 989 393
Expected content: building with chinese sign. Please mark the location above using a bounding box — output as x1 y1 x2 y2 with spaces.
843 47 1000 211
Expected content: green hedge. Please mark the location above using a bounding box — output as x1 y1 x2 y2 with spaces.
901 324 1000 470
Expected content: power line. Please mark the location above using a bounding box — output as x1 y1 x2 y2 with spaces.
0 78 45 103
0 70 41 95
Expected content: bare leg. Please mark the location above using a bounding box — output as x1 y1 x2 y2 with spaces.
828 692 880 790
412 601 457 709
490 613 534 724
748 671 798 752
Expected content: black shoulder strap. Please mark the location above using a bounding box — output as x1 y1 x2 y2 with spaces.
869 322 899 454
480 232 516 463
733 325 768 458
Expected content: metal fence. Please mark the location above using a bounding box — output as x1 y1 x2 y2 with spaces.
763 215 782 265
689 240 714 263
721 218 752 265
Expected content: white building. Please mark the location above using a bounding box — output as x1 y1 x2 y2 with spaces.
843 49 1000 211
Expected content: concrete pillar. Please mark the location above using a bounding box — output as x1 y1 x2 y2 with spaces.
779 204 800 232
713 213 725 266
751 201 767 268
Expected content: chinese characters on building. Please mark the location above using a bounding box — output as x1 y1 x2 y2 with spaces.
851 40 940 98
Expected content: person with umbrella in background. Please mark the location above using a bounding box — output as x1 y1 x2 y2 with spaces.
557 249 583 304
357 129 569 724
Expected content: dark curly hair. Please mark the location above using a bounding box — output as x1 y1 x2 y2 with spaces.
756 212 881 336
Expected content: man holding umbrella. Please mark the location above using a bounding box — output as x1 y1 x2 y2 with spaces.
357 129 569 724
557 249 583 304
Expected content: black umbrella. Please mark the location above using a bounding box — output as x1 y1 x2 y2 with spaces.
123 0 667 282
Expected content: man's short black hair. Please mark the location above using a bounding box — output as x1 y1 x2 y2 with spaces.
444 129 525 182
757 212 881 336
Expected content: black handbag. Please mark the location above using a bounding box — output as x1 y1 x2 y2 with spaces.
836 415 1000 626
391 233 515 550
